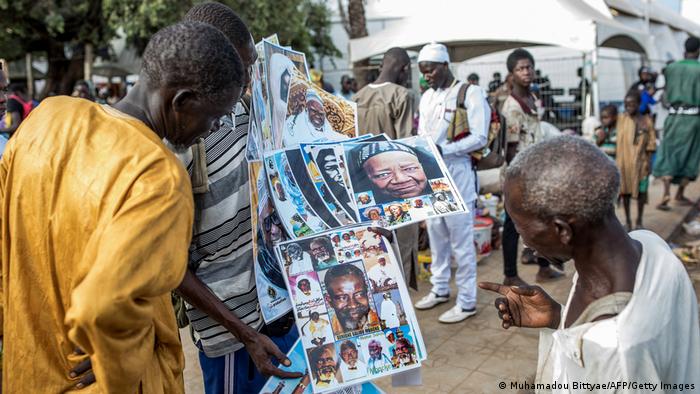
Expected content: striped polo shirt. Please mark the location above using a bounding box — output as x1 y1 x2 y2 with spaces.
182 102 263 357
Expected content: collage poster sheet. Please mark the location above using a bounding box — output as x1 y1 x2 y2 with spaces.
342 136 468 229
284 74 358 148
260 339 386 394
248 35 279 162
298 134 387 225
275 225 424 393
263 40 311 151
250 161 293 322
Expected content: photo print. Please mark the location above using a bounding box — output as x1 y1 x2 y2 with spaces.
303 144 358 222
408 196 435 220
284 75 351 147
249 161 292 323
286 74 358 144
357 331 394 376
364 253 400 293
319 261 381 340
288 270 325 312
382 201 412 227
355 191 375 208
372 289 407 329
343 136 468 228
336 338 367 382
277 224 422 392
430 191 460 214
299 307 335 348
260 339 387 394
265 150 330 238
307 343 343 390
285 148 341 228
263 40 310 150
253 34 279 152
299 134 388 224
359 206 388 227
384 325 419 369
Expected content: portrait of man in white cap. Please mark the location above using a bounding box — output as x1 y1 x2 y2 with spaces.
347 140 443 205
284 86 347 146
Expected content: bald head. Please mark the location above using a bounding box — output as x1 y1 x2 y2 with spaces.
506 135 619 224
384 47 410 67
379 47 411 86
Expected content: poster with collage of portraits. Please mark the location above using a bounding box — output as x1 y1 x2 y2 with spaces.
276 225 424 393
343 135 468 229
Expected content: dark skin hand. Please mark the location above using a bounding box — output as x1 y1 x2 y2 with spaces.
478 282 561 329
367 226 394 242
68 348 96 389
177 270 303 379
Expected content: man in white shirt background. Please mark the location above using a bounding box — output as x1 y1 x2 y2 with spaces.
480 136 699 392
413 42 491 324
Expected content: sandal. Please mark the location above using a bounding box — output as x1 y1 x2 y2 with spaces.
657 196 671 211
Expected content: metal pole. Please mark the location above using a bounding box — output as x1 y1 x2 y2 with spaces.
591 48 600 119
25 52 34 98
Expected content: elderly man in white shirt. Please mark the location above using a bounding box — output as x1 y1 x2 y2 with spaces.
413 42 491 323
480 136 700 393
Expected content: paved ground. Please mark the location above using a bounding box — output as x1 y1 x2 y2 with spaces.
182 177 700 394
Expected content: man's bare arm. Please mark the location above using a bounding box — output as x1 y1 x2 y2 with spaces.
176 269 302 378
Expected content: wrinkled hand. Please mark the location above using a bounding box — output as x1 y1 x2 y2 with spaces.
367 227 393 242
69 348 96 389
244 332 303 379
478 282 561 329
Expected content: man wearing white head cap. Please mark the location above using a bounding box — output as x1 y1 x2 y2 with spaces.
413 42 491 324
283 88 347 146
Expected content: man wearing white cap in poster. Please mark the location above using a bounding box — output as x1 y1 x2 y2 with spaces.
413 42 491 323
283 88 347 146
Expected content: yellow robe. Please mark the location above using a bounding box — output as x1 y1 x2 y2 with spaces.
0 97 193 393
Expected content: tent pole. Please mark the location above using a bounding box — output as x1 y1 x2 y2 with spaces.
591 48 600 120
25 53 34 98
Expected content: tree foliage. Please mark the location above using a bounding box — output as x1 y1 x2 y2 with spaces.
220 0 340 66
0 0 338 96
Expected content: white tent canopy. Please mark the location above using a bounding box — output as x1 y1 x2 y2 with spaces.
606 0 700 36
349 0 650 62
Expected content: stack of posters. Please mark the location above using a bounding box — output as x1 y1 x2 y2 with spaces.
260 339 386 394
244 34 463 393
264 135 468 241
275 225 425 393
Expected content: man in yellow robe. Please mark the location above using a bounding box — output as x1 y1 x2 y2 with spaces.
0 22 243 393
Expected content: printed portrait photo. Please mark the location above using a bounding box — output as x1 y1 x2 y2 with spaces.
336 338 368 382
308 236 339 270
372 289 407 329
345 139 444 205
430 191 460 214
289 271 324 312
358 332 394 376
355 192 375 208
307 343 343 390
364 254 399 292
383 202 412 226
299 307 335 348
319 261 380 337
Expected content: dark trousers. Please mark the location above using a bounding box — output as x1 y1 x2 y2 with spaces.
502 212 549 277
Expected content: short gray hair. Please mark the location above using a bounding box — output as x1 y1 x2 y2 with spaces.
506 136 619 224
